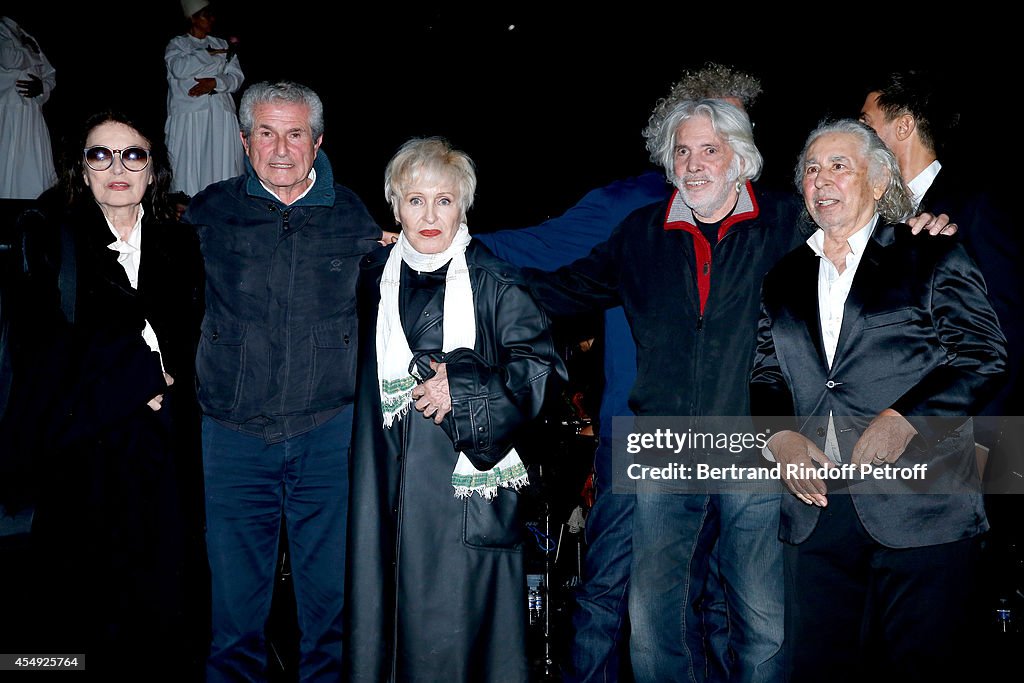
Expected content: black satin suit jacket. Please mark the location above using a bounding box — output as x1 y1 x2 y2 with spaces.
751 221 1006 547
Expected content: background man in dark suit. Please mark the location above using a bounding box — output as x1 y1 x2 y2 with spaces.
858 71 1020 443
859 74 1024 633
751 119 1006 681
858 71 1021 485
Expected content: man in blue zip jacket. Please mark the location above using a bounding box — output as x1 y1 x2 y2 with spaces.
186 80 382 682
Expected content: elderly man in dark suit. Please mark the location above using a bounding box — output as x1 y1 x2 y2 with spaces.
750 119 1006 682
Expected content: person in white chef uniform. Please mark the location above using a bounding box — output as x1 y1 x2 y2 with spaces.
0 15 56 200
164 0 245 198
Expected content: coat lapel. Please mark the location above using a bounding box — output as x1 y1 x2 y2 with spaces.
831 222 895 364
136 222 168 296
84 217 136 296
791 246 829 370
401 274 446 349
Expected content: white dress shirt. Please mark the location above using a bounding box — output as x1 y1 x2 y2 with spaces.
105 206 164 370
259 167 317 205
763 215 878 463
907 159 942 210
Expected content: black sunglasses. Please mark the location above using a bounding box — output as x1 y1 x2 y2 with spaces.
83 146 151 172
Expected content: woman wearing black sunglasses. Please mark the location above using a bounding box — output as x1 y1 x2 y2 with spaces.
13 110 205 678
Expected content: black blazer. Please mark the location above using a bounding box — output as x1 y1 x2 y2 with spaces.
751 221 1006 547
17 200 203 449
919 167 1021 420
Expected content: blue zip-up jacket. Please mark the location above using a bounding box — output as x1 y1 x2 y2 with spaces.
186 151 380 434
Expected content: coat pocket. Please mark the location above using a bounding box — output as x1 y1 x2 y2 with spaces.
463 487 523 551
196 318 247 412
862 307 913 329
307 318 353 408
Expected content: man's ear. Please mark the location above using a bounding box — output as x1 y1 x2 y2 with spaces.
872 172 888 201
895 114 917 142
239 131 249 155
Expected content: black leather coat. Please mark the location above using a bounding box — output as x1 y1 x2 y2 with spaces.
345 241 565 683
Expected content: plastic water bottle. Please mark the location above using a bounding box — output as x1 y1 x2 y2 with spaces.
995 597 1015 633
535 583 545 623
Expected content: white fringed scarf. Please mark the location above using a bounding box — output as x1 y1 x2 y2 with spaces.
375 224 528 499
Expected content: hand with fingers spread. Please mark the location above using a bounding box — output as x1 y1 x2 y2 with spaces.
411 361 451 424
15 73 43 98
188 77 217 97
907 211 957 236
850 409 917 468
768 430 832 507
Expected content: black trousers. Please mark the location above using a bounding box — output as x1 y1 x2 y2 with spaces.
784 493 980 683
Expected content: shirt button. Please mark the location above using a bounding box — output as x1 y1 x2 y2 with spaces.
825 380 838 389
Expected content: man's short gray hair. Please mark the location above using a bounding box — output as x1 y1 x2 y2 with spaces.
646 99 763 186
794 119 913 224
239 81 324 140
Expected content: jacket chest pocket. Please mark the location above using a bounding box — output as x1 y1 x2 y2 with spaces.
197 319 247 412
855 307 921 385
862 307 913 330
307 319 353 407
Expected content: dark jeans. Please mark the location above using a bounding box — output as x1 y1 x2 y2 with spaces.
202 407 352 683
569 436 634 682
785 493 980 683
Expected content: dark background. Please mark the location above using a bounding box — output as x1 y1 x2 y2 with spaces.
3 5 1021 677
6 4 1010 230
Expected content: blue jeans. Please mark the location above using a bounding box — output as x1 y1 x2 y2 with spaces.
629 489 784 683
569 436 635 683
702 543 731 681
202 407 352 683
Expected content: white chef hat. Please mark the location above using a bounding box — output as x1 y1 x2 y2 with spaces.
181 0 210 18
